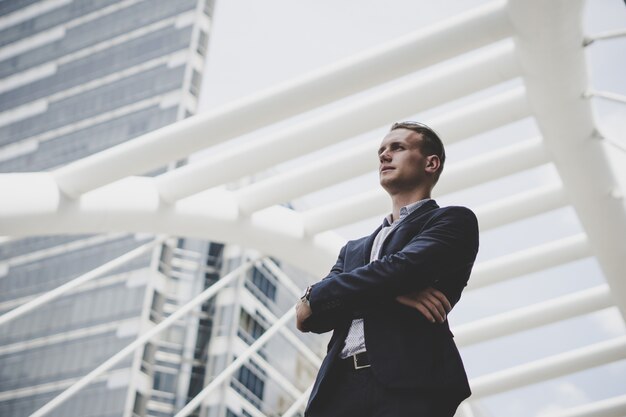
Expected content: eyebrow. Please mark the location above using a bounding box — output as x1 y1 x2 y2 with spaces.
378 140 409 155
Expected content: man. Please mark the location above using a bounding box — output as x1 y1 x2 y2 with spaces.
295 121 479 417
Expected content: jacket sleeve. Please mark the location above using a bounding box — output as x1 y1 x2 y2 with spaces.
328 244 346 276
308 207 478 317
303 244 353 334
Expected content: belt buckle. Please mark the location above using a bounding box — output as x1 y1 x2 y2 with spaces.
353 354 371 370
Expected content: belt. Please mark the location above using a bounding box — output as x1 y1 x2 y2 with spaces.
339 351 371 370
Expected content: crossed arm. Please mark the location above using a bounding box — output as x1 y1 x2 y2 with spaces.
296 207 478 333
296 287 451 332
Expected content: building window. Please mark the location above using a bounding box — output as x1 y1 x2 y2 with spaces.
206 243 224 268
250 267 276 302
141 342 157 375
150 291 165 323
238 310 266 343
153 370 177 393
234 362 265 401
226 409 252 417
189 69 202 97
197 30 209 56
132 391 147 416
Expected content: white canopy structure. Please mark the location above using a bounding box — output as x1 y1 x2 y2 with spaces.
1 0 625 416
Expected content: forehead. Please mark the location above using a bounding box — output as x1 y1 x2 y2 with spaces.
379 128 422 147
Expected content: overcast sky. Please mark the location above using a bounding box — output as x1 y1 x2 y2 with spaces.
198 1 626 416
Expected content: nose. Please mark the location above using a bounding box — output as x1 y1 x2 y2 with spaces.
379 150 391 163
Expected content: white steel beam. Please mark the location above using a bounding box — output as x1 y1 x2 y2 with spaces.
435 137 547 195
156 44 521 203
250 352 302 400
468 233 590 290
29 260 257 417
51 1 512 198
302 188 387 235
584 28 626 46
454 285 613 347
282 385 314 417
0 179 573 280
243 275 322 367
0 175 345 276
302 137 549 234
475 183 568 232
175 309 296 417
229 391 269 417
508 0 626 318
470 336 626 397
236 87 530 214
540 394 626 417
234 137 377 214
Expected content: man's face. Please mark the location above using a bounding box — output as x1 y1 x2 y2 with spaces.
377 128 432 193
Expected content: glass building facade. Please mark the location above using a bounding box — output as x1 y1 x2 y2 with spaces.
0 1 214 416
0 2 321 417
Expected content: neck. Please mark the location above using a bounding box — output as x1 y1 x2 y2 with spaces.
390 188 431 222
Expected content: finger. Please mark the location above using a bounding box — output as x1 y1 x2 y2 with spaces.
420 297 445 323
414 302 435 323
397 293 418 303
399 295 443 322
424 293 447 320
429 289 452 312
395 295 414 308
398 296 438 323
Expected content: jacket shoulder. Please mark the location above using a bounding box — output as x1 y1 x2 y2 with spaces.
422 205 479 238
430 205 477 222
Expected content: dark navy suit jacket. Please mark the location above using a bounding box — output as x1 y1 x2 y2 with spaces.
305 200 479 412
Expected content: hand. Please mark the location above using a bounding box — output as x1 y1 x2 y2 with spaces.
295 299 313 332
396 287 451 323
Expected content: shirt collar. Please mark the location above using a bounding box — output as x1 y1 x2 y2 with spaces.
383 198 432 227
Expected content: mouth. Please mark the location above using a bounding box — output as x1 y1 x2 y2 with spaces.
380 166 394 173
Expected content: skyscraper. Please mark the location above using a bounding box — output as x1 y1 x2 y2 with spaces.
0 1 214 416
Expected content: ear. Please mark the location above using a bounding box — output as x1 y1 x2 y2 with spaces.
425 155 441 175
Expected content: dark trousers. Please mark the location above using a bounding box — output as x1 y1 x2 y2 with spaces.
305 362 459 417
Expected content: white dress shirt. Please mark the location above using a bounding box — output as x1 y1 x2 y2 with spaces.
340 198 431 358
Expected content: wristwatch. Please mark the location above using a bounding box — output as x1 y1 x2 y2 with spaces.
300 285 312 307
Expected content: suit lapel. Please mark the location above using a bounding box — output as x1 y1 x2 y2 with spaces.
401 199 439 225
352 200 439 266
361 225 382 266
378 199 439 255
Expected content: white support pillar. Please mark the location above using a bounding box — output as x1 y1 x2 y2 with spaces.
156 44 520 203
434 137 548 196
508 0 626 319
454 285 613 347
51 1 512 198
303 137 549 235
236 88 530 214
470 336 626 397
541 394 626 417
468 233 590 290
475 183 568 232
